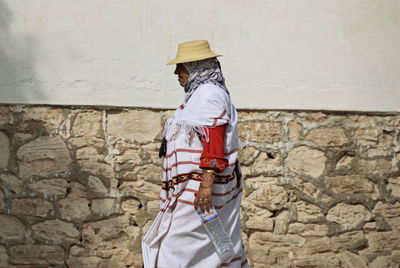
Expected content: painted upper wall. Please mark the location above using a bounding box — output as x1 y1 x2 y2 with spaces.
0 0 399 112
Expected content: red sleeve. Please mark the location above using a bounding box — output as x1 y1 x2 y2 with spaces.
199 125 228 173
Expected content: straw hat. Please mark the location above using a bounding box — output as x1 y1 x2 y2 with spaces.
167 40 222 65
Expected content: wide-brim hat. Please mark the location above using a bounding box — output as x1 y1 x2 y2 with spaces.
167 40 222 65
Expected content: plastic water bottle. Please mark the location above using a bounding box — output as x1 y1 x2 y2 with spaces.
197 207 235 262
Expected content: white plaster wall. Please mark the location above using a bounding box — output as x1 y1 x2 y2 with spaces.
0 0 399 111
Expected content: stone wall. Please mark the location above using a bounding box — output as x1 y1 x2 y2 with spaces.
0 104 399 268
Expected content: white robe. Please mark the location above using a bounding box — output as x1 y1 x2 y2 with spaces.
142 83 249 268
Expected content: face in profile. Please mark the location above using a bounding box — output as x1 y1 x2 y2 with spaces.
174 63 189 87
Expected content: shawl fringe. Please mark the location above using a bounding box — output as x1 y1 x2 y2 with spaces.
163 119 210 145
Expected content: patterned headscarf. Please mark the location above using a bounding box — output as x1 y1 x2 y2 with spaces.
182 58 229 103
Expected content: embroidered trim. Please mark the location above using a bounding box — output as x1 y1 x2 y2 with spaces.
162 172 235 190
200 157 228 172
163 161 235 171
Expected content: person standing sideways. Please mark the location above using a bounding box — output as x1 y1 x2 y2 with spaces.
142 40 249 268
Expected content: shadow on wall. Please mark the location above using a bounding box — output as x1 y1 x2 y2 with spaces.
0 0 44 104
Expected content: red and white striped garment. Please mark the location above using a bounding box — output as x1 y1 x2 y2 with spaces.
142 83 249 268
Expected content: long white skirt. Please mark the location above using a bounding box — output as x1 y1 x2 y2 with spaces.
142 172 249 268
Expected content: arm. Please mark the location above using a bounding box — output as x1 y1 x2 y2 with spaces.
194 125 228 212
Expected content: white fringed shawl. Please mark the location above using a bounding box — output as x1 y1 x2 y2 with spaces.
162 82 238 153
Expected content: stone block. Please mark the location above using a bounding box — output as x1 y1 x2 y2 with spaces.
335 155 354 170
72 110 102 137
67 181 89 199
238 121 282 143
248 151 281 175
338 251 368 268
295 201 324 223
17 136 72 179
0 106 12 126
247 182 288 211
305 127 348 147
66 256 126 268
0 173 24 194
88 175 108 195
32 219 80 243
288 223 329 237
285 146 326 178
250 231 305 248
76 147 104 161
238 146 260 166
0 132 9 170
294 254 340 267
91 198 117 216
121 199 141 215
70 245 85 256
69 137 105 149
324 175 374 194
288 120 303 141
80 161 114 179
59 197 91 222
107 110 162 143
289 177 320 199
81 215 140 255
355 159 392 175
0 215 26 241
11 197 53 217
326 203 371 229
10 244 64 265
373 202 400 229
0 190 4 210
20 107 66 133
0 245 9 267
306 231 366 254
118 181 159 201
354 128 380 146
366 231 400 252
388 176 400 198
27 178 69 197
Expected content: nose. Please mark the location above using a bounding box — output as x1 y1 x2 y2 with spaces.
174 66 179 75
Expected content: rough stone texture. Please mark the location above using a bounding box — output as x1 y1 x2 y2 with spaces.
11 197 53 217
0 245 9 267
305 127 349 147
17 136 72 179
0 215 26 241
296 201 324 223
238 121 282 143
59 197 91 221
27 178 69 196
32 219 80 243
285 146 327 178
72 110 102 137
88 175 108 195
326 203 371 229
388 176 400 198
373 202 400 229
107 110 162 143
324 175 374 194
338 251 368 268
0 132 9 170
91 198 117 216
0 104 399 267
0 173 24 194
0 190 4 211
10 244 65 265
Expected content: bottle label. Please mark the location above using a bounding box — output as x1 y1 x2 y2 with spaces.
197 210 219 224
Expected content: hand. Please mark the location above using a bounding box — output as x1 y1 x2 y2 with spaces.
194 186 213 213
